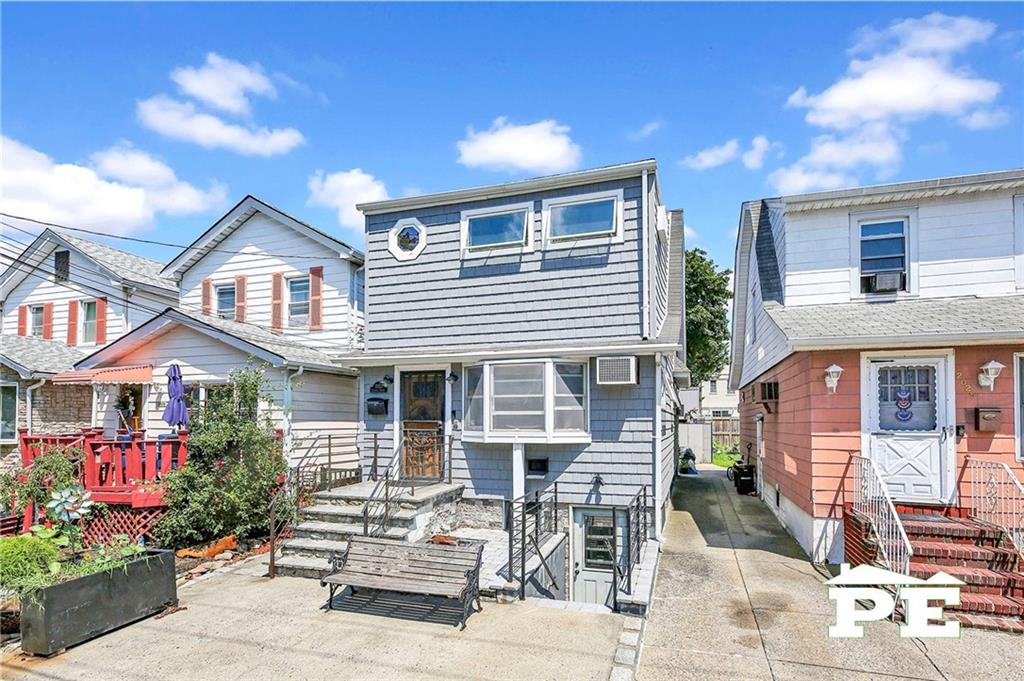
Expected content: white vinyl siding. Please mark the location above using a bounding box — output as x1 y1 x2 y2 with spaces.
178 212 361 350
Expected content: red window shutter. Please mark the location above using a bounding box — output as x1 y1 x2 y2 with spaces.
271 272 284 333
95 297 107 345
41 303 54 340
17 305 27 336
309 266 323 331
67 301 78 346
201 278 213 315
235 274 247 323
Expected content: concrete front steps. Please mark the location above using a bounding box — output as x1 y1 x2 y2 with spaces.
901 514 1024 634
273 480 463 579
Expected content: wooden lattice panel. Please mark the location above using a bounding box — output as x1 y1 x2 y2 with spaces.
82 507 167 546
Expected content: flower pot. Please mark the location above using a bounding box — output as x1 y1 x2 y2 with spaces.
19 549 177 656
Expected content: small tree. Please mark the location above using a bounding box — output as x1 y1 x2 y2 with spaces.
156 362 287 547
685 248 732 386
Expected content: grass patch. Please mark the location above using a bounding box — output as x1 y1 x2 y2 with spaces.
711 451 742 468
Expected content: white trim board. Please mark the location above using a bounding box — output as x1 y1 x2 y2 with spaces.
1014 352 1023 462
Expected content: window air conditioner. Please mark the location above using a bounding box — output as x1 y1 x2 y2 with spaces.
596 356 639 385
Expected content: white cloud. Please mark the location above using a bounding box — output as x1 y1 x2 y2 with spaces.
741 135 782 170
1 136 225 234
958 108 1010 130
628 120 662 141
684 223 698 242
772 12 1006 194
308 168 389 230
457 117 582 173
681 139 740 170
137 95 305 157
171 53 276 116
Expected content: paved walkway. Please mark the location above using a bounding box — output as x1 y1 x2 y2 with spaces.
639 467 1024 681
3 555 624 681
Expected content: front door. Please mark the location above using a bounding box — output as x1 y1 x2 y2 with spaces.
400 371 445 479
866 357 952 504
572 508 625 607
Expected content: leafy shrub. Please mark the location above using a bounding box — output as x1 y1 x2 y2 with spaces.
0 446 83 514
0 535 61 590
156 363 287 548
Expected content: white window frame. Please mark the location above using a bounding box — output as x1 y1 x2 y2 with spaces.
849 207 919 300
388 218 427 261
542 189 624 250
79 299 98 346
460 202 534 258
1014 195 1023 291
214 283 236 319
461 358 590 444
29 305 44 337
0 382 18 443
287 275 311 327
1015 352 1024 462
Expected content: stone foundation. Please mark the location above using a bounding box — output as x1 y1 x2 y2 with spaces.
458 498 506 529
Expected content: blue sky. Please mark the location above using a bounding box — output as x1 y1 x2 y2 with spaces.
2 3 1022 272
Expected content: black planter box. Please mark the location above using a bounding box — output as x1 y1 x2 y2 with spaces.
20 549 177 656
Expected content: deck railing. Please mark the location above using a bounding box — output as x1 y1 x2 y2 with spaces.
963 457 1024 556
849 454 912 577
506 485 560 600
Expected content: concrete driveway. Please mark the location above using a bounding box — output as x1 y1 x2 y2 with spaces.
638 468 1024 681
3 557 624 681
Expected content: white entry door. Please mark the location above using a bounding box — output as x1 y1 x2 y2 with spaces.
865 357 953 504
572 508 625 607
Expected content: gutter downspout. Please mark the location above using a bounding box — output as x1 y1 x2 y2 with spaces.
641 169 651 340
283 366 305 462
652 353 663 540
26 378 47 435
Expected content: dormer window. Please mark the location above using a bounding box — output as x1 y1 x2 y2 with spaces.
460 202 534 257
859 219 907 294
215 284 235 320
542 189 624 249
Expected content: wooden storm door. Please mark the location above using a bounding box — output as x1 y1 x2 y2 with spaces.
400 371 445 479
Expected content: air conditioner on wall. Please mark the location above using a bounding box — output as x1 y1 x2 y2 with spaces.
866 272 902 293
596 356 639 385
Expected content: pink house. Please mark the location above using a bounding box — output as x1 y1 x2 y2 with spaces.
730 170 1024 629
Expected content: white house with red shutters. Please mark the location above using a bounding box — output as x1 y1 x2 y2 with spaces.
1 196 365 468
0 228 180 468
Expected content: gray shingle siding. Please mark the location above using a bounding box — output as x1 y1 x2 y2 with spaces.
357 357 658 506
364 178 645 350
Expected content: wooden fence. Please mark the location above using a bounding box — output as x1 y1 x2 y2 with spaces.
710 417 741 450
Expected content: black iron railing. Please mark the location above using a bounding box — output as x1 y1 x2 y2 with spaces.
618 485 649 597
506 485 560 600
362 437 404 538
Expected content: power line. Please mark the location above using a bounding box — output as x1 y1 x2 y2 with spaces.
1 211 360 263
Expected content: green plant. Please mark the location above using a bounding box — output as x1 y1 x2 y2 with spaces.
156 363 287 547
0 446 83 515
87 534 145 569
0 535 62 592
685 248 732 386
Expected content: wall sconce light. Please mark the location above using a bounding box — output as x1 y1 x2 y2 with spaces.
382 374 394 386
978 360 1005 391
446 371 459 384
824 364 844 393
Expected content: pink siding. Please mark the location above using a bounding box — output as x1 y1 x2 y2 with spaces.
740 344 1024 521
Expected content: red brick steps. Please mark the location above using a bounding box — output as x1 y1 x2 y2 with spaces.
909 564 1010 595
909 540 1019 570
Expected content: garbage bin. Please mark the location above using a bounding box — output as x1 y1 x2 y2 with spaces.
732 463 756 495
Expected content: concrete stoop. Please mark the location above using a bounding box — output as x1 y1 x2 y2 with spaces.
273 481 464 579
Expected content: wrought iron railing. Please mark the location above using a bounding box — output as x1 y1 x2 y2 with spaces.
362 437 405 538
618 485 649 596
849 455 912 578
506 486 560 600
963 457 1024 556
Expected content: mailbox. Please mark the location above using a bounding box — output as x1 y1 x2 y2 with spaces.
366 397 389 416
975 407 1001 432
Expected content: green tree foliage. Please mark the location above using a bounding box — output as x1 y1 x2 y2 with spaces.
685 248 732 386
156 363 287 548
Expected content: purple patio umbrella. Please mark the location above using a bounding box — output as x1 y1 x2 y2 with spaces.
161 364 189 428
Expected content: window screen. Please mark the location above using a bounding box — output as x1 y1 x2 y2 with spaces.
54 251 70 282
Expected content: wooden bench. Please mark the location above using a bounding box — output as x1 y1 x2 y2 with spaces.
321 536 484 628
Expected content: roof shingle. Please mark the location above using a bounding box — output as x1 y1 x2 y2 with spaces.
0 334 88 376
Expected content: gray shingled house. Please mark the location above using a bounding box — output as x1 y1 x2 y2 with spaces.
310 160 689 608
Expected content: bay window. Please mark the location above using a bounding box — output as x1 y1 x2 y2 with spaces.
463 359 589 442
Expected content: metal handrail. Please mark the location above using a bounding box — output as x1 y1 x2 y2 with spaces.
849 455 913 576
362 437 405 537
964 457 1024 556
506 485 559 600
618 485 649 596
